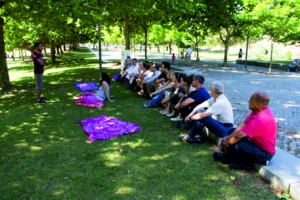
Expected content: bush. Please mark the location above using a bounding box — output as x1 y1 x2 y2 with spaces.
285 51 292 60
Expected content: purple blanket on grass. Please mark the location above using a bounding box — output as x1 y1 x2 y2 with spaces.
75 92 104 109
75 82 99 92
80 115 141 141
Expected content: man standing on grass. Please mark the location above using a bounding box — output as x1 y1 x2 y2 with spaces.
32 42 46 104
214 92 277 170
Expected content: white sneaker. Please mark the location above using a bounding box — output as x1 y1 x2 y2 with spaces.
171 116 183 121
166 113 175 118
159 110 168 115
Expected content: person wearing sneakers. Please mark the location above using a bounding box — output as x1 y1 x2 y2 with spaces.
32 42 46 104
171 74 210 123
213 92 277 170
181 81 234 143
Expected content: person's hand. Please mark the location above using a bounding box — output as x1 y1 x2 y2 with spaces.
184 115 191 123
150 93 154 97
218 138 227 152
175 103 180 109
218 138 224 146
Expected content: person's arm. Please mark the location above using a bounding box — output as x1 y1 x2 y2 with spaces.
184 100 209 122
151 81 174 96
175 98 194 109
102 82 114 102
36 58 45 66
218 123 247 151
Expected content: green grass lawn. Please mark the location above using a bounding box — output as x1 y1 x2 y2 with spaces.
1 48 277 199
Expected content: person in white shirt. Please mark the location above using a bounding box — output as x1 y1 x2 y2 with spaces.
185 45 193 66
137 63 162 97
120 58 139 84
180 81 234 143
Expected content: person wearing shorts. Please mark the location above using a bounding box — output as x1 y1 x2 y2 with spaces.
32 42 46 104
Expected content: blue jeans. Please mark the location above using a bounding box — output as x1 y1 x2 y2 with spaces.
224 137 274 165
188 109 233 138
147 91 166 107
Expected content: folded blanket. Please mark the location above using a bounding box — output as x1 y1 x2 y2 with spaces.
79 115 141 141
75 82 99 92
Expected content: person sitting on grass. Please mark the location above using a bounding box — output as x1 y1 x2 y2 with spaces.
76 72 115 107
143 62 175 108
159 74 189 117
180 81 233 143
171 75 210 124
137 63 161 98
120 58 139 84
213 92 277 170
128 62 153 92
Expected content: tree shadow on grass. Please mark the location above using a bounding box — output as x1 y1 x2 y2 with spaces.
0 62 276 199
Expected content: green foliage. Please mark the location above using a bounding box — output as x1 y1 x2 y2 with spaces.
285 51 292 60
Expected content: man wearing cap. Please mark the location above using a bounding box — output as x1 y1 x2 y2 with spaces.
181 81 234 143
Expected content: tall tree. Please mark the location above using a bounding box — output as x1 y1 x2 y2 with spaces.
0 1 10 89
247 0 300 73
203 0 245 66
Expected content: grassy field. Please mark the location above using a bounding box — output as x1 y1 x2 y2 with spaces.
0 48 279 199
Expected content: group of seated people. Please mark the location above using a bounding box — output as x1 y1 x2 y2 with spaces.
117 59 277 170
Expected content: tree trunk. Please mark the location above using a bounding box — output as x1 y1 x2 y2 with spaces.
124 17 130 50
0 16 10 89
44 46 47 57
169 42 172 54
222 35 230 67
59 45 63 54
56 45 60 54
51 40 56 64
268 37 274 75
63 44 66 51
144 25 148 60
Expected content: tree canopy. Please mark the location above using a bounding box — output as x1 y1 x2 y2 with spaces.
0 0 299 89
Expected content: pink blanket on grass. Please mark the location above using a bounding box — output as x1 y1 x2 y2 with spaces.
75 92 104 108
80 115 141 141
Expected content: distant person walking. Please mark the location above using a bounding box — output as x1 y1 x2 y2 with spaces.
32 42 46 104
185 45 192 66
238 48 243 60
172 53 176 65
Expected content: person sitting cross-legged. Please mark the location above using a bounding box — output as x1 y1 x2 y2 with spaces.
213 92 277 170
180 81 234 143
172 74 210 124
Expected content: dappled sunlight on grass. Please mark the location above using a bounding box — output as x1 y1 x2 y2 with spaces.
14 141 28 147
0 48 278 199
115 186 136 195
148 153 173 161
30 146 42 151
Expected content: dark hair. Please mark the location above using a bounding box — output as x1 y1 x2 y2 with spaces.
153 63 160 70
181 74 188 83
142 63 150 70
101 72 111 85
195 75 205 84
34 42 41 48
162 61 171 70
188 74 195 85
